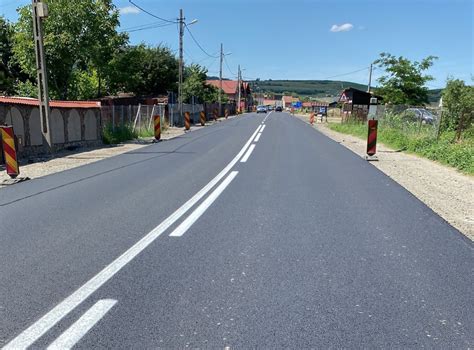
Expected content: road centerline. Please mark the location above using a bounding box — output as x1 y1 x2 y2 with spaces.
240 144 256 163
3 123 262 350
46 299 117 350
169 171 239 237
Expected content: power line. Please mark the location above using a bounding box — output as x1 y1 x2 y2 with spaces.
184 24 219 58
223 55 236 77
120 22 175 33
323 67 370 80
128 0 177 24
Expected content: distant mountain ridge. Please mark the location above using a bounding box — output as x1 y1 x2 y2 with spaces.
206 78 442 103
248 79 368 98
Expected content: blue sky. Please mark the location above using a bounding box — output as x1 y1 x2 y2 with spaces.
1 0 473 88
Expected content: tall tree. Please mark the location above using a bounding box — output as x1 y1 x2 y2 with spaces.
0 16 26 94
12 0 127 100
182 63 221 103
374 52 437 105
109 44 178 96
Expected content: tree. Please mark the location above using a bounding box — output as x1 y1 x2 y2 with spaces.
441 78 474 138
182 63 222 103
12 0 127 100
374 52 438 105
108 44 178 96
0 16 26 94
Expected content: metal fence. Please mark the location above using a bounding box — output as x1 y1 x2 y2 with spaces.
100 104 167 131
101 102 238 132
340 105 443 138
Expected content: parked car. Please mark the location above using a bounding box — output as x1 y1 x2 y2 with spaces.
403 108 436 124
275 106 283 112
256 105 267 113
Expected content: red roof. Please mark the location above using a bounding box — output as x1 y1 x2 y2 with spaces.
303 101 329 107
206 80 238 94
282 96 299 103
263 99 278 105
0 96 101 108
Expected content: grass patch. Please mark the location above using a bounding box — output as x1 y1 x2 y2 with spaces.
328 122 474 175
102 123 137 145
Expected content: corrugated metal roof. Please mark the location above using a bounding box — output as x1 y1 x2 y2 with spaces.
0 96 101 109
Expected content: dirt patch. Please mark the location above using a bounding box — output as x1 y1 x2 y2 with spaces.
296 114 474 241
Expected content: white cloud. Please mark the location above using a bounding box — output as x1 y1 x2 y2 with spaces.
330 23 354 32
119 6 140 15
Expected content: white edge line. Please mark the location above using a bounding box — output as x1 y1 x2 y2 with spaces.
260 125 266 132
46 299 117 350
254 133 262 142
240 144 256 163
3 124 262 350
170 171 239 237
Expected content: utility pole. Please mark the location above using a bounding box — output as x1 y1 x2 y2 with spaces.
32 0 52 149
178 9 184 125
367 63 373 93
237 64 241 113
219 43 223 117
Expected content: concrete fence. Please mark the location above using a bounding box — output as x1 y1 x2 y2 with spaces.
0 97 101 159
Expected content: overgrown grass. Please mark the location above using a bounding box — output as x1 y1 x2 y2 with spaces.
328 121 474 175
102 123 137 145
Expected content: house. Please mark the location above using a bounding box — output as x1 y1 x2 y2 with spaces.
282 95 299 108
339 88 382 121
206 80 252 111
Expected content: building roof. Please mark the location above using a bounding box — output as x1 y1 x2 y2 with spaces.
302 101 329 107
206 80 238 95
206 80 250 95
282 95 299 103
0 96 101 109
263 99 278 105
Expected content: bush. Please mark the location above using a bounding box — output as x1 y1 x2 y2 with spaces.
102 123 137 144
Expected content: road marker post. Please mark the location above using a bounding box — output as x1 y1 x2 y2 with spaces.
225 108 229 119
153 115 161 141
365 97 379 161
365 120 379 161
213 108 218 121
310 112 315 125
0 125 20 178
184 111 191 131
200 111 206 126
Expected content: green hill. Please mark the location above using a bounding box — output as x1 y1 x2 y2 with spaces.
248 80 367 98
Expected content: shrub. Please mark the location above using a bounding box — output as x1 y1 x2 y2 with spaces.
102 123 137 145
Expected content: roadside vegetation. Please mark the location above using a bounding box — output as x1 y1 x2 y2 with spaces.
0 2 221 102
102 123 137 145
329 57 474 174
329 119 473 174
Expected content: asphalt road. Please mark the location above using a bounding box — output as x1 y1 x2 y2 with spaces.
0 112 472 349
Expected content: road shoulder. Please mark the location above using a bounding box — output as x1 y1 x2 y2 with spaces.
296 114 473 241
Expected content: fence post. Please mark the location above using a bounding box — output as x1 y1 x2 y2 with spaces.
112 105 115 131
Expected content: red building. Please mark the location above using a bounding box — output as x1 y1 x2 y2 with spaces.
206 80 252 111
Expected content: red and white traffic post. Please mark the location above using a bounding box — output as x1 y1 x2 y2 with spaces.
365 97 379 161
